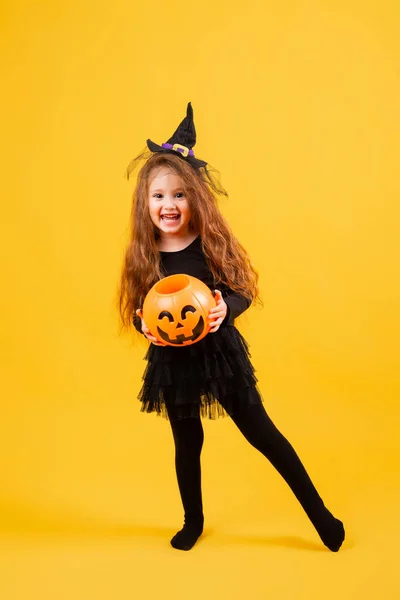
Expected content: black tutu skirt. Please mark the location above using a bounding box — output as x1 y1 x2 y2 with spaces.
137 325 263 419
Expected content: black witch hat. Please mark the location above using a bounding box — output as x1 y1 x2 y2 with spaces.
125 102 227 196
146 102 207 169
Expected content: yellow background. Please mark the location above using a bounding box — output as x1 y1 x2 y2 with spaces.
1 0 399 598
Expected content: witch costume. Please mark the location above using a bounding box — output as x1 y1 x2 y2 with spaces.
128 103 263 420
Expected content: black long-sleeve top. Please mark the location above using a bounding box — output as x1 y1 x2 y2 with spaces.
133 236 251 334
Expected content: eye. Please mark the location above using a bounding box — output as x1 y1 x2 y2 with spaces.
159 310 174 322
181 305 196 319
153 193 163 199
175 192 185 198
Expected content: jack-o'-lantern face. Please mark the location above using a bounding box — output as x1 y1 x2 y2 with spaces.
142 274 216 347
157 305 204 345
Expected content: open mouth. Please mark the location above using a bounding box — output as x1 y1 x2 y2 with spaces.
161 214 181 223
157 316 205 345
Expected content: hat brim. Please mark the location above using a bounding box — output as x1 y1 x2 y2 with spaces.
146 139 207 169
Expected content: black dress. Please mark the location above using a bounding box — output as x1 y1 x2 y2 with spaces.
134 236 263 419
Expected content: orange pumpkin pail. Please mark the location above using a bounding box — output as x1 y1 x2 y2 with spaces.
142 274 217 347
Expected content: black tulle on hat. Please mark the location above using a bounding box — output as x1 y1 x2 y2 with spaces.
125 102 227 196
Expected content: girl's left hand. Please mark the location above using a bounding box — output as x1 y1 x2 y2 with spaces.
208 290 228 333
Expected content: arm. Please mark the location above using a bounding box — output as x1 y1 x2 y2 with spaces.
221 290 252 326
133 313 144 334
208 288 251 332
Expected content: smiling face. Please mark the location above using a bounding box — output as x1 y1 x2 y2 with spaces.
157 305 206 345
148 167 191 239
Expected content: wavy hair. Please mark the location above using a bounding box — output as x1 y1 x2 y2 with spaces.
118 153 260 331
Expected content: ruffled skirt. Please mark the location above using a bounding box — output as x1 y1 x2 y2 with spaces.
137 325 263 419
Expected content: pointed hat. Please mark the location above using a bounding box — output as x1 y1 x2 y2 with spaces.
146 102 207 169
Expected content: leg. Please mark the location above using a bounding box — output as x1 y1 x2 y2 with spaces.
167 404 204 551
223 397 345 551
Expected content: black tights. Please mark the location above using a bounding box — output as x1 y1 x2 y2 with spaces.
167 398 345 551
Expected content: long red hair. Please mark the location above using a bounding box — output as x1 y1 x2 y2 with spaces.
117 153 260 331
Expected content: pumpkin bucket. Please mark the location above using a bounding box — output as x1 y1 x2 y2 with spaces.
142 274 216 347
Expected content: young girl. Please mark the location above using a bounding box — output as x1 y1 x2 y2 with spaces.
119 103 345 552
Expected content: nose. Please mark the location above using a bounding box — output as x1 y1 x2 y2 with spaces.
163 195 177 209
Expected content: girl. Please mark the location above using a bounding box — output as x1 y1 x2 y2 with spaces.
118 103 345 552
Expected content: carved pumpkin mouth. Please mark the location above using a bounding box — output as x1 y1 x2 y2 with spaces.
156 305 205 345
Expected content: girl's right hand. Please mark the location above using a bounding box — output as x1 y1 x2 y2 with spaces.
136 309 167 346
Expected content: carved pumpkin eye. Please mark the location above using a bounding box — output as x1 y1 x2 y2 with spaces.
181 305 196 319
159 310 174 322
